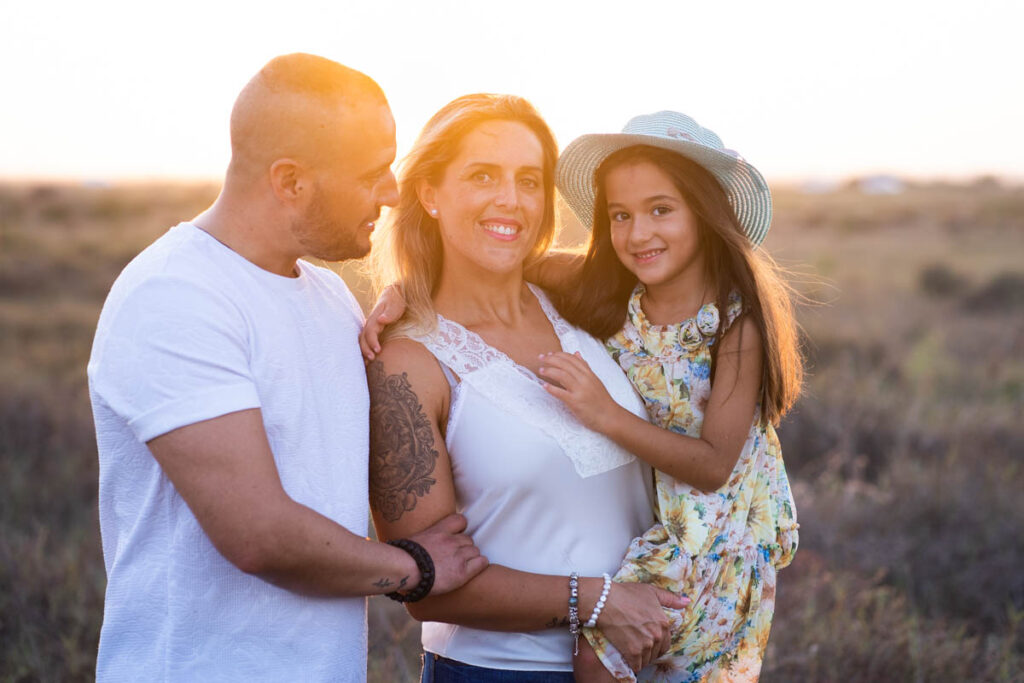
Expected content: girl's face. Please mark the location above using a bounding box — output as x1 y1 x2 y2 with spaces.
421 119 546 277
604 159 703 292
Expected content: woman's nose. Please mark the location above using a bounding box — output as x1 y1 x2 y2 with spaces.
493 176 518 209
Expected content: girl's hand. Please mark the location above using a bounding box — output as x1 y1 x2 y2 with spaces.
360 285 406 361
538 351 619 432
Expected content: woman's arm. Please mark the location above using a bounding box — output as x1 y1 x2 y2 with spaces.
539 317 763 492
367 339 685 668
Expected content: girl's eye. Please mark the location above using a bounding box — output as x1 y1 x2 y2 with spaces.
471 171 493 183
519 177 540 189
652 205 673 217
610 211 630 222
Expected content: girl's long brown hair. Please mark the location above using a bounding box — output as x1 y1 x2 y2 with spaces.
557 145 803 425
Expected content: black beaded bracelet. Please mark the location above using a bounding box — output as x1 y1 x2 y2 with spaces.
385 538 435 603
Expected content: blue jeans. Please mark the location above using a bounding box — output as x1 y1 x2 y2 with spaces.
420 652 576 682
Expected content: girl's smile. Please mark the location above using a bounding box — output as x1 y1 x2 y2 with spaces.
604 160 703 295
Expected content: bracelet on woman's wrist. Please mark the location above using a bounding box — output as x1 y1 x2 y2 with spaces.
584 573 612 628
384 538 435 603
568 572 581 655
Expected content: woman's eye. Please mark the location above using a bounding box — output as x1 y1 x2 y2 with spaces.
652 205 673 217
610 211 630 222
472 171 493 183
519 177 539 189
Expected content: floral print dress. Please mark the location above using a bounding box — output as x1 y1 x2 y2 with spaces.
585 286 799 682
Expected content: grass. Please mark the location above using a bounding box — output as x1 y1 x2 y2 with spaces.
1 179 1022 682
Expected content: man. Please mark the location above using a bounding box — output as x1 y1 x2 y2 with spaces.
87 54 486 681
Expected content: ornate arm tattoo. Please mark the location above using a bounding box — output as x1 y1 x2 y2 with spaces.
368 361 439 522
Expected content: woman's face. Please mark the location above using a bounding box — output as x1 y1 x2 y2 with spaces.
603 159 703 292
422 119 546 277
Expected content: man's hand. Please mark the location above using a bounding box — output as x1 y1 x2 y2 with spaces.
406 513 488 596
597 583 689 671
360 285 406 361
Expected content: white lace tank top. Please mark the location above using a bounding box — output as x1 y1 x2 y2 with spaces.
417 285 655 671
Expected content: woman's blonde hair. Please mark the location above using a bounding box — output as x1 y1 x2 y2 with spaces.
369 93 558 339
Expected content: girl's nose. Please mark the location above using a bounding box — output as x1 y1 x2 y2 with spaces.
628 215 655 245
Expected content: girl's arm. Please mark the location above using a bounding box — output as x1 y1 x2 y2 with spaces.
539 317 763 492
367 339 684 669
523 249 585 294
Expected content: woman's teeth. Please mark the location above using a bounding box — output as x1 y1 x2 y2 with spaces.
635 249 664 260
482 223 518 236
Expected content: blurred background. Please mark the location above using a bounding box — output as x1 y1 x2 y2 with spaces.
1 1 1021 681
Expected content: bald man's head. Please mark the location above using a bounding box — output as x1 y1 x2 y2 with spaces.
228 53 389 179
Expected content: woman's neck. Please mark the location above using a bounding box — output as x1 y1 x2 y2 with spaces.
433 260 530 330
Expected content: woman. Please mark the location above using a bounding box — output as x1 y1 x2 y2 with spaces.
366 94 688 681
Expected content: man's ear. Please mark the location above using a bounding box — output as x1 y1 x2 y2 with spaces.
269 158 305 204
415 178 437 216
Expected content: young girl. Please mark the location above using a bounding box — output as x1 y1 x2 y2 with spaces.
536 111 802 682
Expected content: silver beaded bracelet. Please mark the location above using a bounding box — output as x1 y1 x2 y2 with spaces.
568 572 581 655
584 573 612 628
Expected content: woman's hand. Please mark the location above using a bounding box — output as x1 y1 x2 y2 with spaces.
360 285 406 361
538 351 620 432
597 583 689 671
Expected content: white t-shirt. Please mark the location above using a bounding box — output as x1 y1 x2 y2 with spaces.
88 222 370 682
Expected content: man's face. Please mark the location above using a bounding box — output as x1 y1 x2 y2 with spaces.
292 102 399 261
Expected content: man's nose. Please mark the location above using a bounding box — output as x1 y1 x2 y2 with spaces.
377 171 399 208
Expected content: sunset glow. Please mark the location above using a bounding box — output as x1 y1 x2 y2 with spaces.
2 0 1022 182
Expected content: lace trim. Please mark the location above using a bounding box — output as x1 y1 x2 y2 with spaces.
414 284 637 478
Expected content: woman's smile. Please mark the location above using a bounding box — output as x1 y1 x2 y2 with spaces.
480 218 522 241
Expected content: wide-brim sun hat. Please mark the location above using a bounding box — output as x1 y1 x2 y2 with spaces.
556 111 772 246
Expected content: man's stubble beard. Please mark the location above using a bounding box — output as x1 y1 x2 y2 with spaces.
294 187 371 263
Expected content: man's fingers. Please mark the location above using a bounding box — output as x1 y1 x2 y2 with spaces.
431 512 468 534
464 554 488 578
450 534 475 552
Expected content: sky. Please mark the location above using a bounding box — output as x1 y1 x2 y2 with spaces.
2 0 1022 182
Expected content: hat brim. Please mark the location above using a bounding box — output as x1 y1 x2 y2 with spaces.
556 132 772 246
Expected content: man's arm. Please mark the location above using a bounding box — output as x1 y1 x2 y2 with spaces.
147 407 485 597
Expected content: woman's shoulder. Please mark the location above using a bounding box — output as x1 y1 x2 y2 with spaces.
369 337 449 403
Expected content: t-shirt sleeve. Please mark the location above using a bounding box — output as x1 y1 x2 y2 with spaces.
90 275 261 442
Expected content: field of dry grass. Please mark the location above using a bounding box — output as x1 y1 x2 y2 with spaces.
1 180 1021 681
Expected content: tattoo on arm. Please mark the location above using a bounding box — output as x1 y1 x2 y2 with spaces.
371 575 409 590
368 361 440 523
545 616 571 628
